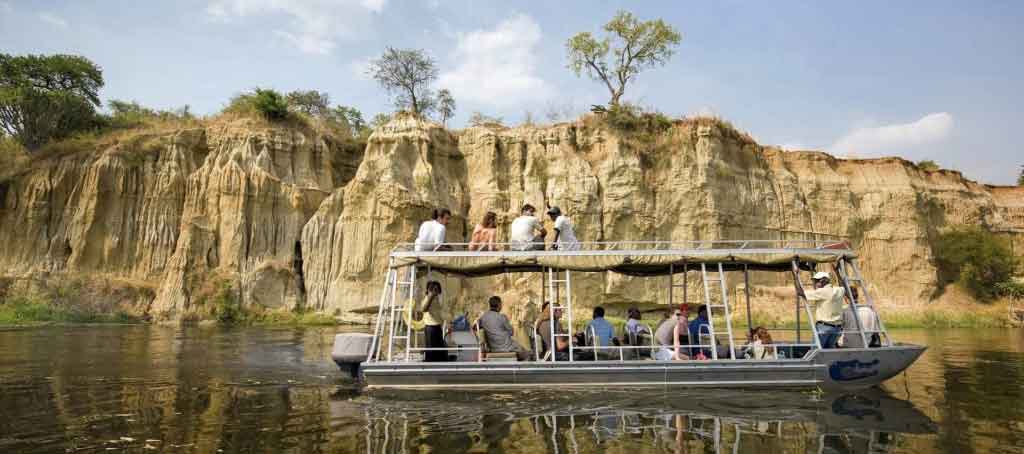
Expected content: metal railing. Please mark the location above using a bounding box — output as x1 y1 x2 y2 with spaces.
393 238 849 254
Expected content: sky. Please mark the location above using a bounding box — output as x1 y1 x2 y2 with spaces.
2 0 1022 185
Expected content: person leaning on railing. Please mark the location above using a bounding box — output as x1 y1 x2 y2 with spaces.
793 269 845 349
510 204 547 251
468 211 498 251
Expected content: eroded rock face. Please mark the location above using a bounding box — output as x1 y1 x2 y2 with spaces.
0 115 1020 321
0 119 362 318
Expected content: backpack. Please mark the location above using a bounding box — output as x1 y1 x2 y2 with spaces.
451 313 470 331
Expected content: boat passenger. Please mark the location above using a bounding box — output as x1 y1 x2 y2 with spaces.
468 211 498 252
418 280 450 361
795 271 845 349
510 204 547 251
688 305 712 358
537 302 570 360
841 288 881 348
477 296 531 361
586 307 615 347
624 307 648 338
546 206 580 251
414 208 451 252
654 307 686 360
744 326 778 359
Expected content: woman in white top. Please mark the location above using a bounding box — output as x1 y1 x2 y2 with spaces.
414 208 451 251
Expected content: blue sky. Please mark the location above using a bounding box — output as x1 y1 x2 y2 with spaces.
2 0 1022 184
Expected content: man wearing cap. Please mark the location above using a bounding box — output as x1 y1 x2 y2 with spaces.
794 269 846 349
546 206 579 251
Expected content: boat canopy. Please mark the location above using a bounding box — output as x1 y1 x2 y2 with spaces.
389 240 855 277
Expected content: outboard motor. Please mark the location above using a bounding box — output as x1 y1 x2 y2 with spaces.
331 333 374 380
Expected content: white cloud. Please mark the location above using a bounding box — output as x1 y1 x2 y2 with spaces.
39 12 68 28
829 112 954 157
205 0 385 54
438 13 552 108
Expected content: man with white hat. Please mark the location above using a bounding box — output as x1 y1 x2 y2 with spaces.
793 269 846 348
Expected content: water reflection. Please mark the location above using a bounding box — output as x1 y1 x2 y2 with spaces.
1 326 1021 453
352 389 934 454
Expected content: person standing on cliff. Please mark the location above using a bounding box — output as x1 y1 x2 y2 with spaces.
414 208 451 252
546 206 580 251
510 204 546 251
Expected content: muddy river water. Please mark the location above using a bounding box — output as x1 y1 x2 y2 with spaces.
0 326 1021 453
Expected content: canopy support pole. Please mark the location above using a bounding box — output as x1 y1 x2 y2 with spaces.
744 264 753 332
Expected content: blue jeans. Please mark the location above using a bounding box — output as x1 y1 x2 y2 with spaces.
816 322 841 349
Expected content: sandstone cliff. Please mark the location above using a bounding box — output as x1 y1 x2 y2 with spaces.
0 114 1020 322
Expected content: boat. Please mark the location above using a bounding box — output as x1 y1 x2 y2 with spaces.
331 239 926 390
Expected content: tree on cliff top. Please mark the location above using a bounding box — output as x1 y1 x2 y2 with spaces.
285 90 331 117
1018 165 1023 186
436 89 455 126
368 47 438 115
566 11 681 106
0 53 104 151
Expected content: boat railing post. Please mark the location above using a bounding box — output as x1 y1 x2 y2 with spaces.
386 262 403 362
368 267 395 362
835 260 869 348
548 267 557 363
744 264 753 333
717 263 737 359
404 264 417 361
566 269 574 362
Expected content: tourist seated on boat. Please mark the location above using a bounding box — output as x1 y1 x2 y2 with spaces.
546 206 580 251
622 307 653 359
414 208 451 252
585 306 617 359
510 204 547 251
476 296 531 361
654 306 688 361
468 211 498 251
841 288 881 348
416 280 451 362
688 305 713 358
743 326 778 360
794 269 845 349
537 302 569 360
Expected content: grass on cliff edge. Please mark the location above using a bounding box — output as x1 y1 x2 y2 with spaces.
0 295 136 325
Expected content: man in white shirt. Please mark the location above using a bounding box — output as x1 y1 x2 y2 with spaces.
546 206 579 251
510 204 546 251
793 268 845 349
414 208 451 252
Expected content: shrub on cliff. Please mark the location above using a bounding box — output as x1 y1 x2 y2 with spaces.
934 227 1019 301
103 99 194 129
225 88 290 121
0 53 105 151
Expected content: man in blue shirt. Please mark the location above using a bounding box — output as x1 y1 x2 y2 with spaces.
586 306 615 347
688 305 712 357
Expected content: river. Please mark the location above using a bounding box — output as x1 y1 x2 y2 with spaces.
0 326 1020 453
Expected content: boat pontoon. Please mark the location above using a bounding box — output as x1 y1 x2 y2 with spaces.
332 240 925 390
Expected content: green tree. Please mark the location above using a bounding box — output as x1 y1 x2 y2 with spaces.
334 105 368 137
436 89 455 126
918 159 940 171
1018 165 1023 186
0 53 104 150
468 112 504 127
225 88 289 121
369 112 392 130
286 90 331 117
367 47 438 115
566 11 681 106
934 227 1019 301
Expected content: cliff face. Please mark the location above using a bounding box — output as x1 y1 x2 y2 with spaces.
0 115 1020 320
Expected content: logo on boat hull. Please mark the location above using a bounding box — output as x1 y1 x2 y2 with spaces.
829 359 880 381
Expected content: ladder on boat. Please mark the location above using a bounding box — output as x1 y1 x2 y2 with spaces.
546 267 574 362
385 265 418 361
835 258 891 347
700 263 737 360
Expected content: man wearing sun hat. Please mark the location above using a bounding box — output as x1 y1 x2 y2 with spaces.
795 270 846 348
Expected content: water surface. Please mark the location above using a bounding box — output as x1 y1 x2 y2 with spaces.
0 326 1020 453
